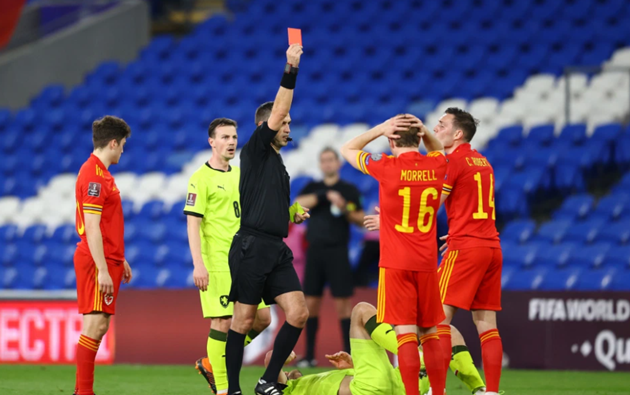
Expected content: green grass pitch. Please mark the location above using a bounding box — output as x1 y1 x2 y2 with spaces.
0 364 628 394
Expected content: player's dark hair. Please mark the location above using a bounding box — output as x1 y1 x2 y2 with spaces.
255 101 274 125
445 107 479 142
391 114 420 148
92 116 131 150
208 118 237 138
320 146 340 160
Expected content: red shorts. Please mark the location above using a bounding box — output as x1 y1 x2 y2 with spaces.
376 267 445 328
438 247 502 311
74 249 124 315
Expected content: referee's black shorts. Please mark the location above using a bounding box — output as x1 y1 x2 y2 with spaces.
303 244 354 298
228 229 302 306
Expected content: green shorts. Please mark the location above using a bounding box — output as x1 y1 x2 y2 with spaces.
349 339 399 395
200 270 267 318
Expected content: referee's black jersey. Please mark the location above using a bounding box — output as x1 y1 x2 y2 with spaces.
239 122 290 238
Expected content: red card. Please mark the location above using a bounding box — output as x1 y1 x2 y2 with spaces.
288 28 302 45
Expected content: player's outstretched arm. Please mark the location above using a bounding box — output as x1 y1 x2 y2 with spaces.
267 44 303 132
84 214 114 295
340 115 410 170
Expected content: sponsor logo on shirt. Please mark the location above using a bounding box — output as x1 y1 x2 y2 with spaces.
186 193 197 206
88 182 101 197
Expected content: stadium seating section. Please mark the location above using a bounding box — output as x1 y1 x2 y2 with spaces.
0 0 629 290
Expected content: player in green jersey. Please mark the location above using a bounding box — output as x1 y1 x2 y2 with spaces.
265 302 484 395
184 118 271 395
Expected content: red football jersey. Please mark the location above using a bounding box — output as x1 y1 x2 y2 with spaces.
442 144 500 250
357 150 447 272
75 154 125 263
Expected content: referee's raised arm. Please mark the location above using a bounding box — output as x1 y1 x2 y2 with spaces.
226 43 309 395
266 44 303 132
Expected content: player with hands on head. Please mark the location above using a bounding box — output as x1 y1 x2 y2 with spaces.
184 118 271 395
363 109 499 395
225 43 309 395
340 114 448 395
73 116 133 395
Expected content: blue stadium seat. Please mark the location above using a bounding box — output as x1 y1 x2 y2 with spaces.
552 194 594 220
574 267 617 291
569 243 612 269
533 219 572 243
138 200 166 221
595 221 630 245
526 125 555 146
502 268 545 290
539 267 581 290
563 219 605 244
559 124 587 146
0 225 18 242
138 221 167 244
592 192 629 220
607 246 630 268
503 245 538 268
501 219 536 243
536 243 577 267
125 241 154 264
609 269 630 291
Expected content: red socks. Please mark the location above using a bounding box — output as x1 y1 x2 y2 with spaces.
397 333 420 395
480 329 503 393
437 324 452 372
420 333 446 395
76 334 101 395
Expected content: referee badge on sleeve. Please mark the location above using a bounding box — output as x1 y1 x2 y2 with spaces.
186 193 197 206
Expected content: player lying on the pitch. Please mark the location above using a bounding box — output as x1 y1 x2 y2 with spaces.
265 302 486 395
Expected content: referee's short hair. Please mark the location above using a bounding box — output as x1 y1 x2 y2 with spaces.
208 118 237 138
255 101 274 125
92 115 131 149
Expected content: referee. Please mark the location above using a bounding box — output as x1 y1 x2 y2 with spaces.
295 147 364 367
225 44 309 395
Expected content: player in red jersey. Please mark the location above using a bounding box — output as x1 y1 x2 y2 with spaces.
73 116 133 395
340 114 447 395
433 108 503 395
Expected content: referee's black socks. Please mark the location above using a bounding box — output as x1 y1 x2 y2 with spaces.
226 329 246 394
262 321 303 383
305 317 318 361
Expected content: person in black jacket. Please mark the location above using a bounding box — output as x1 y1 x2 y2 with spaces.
295 147 364 367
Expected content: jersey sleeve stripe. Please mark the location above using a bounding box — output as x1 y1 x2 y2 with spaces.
443 183 453 189
83 203 103 208
183 210 204 218
84 210 102 215
356 151 368 174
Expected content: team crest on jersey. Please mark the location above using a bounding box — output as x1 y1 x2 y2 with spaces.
186 193 197 206
104 295 113 306
88 182 101 197
220 295 229 308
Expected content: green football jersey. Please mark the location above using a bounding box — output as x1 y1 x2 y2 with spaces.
184 163 241 272
284 369 352 395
